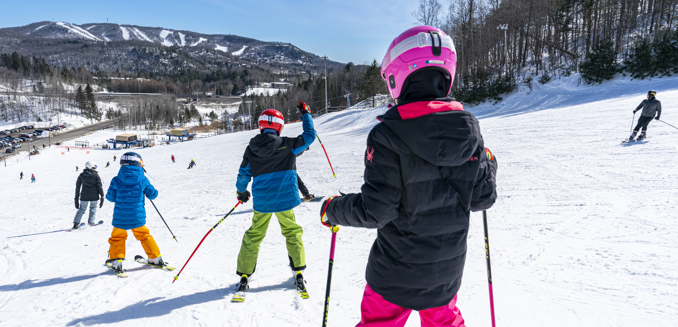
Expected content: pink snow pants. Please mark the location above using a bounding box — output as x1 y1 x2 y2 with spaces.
356 284 465 327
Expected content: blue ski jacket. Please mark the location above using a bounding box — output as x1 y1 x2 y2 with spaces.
236 113 316 213
105 165 158 230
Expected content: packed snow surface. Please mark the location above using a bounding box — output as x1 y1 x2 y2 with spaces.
190 37 207 47
215 44 228 53
56 22 102 41
232 45 247 56
160 30 174 46
0 75 677 326
119 26 130 40
131 27 152 42
177 32 186 47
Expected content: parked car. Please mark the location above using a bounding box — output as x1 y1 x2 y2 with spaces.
0 131 8 135
19 133 31 138
27 125 34 129
10 129 18 133
5 148 14 153
58 125 66 128
34 129 44 134
13 143 21 148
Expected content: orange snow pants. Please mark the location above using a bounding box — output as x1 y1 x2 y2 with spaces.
108 226 161 260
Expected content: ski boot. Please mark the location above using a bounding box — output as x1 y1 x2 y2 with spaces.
231 274 250 302
628 131 637 142
148 256 168 268
637 132 646 141
106 258 124 274
88 222 96 227
72 222 80 230
294 271 309 299
304 194 315 202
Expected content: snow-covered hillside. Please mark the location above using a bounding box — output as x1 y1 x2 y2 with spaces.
0 75 677 326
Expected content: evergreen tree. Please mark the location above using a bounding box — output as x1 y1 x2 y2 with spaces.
359 59 386 103
624 38 654 79
231 83 240 95
85 83 99 120
75 86 87 115
652 29 678 76
580 39 617 84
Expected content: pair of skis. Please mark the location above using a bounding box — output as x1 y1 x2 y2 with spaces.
105 255 176 278
231 273 309 303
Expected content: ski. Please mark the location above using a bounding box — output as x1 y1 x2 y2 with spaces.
105 260 128 278
231 275 250 303
294 271 310 299
66 223 85 232
134 255 175 271
301 196 325 203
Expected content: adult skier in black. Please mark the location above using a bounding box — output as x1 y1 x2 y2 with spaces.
629 90 662 141
20 172 23 180
106 161 110 168
73 161 104 228
76 166 79 172
187 159 196 169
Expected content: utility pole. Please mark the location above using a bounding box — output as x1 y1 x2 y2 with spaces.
497 24 508 77
245 101 252 130
322 56 328 114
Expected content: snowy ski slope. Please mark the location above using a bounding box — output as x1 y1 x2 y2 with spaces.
0 75 677 326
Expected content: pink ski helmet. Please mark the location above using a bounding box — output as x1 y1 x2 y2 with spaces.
381 26 457 100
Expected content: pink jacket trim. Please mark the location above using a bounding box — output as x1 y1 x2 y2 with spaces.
397 101 464 120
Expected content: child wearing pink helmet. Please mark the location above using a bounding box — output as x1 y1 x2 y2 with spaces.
320 26 497 327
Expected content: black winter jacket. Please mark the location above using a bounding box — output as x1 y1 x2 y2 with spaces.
75 168 104 201
324 100 497 310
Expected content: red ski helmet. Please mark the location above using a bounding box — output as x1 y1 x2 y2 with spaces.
258 109 285 135
381 26 457 100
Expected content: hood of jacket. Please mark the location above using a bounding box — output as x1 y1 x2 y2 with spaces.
81 168 98 178
249 133 283 158
379 101 480 167
116 165 145 184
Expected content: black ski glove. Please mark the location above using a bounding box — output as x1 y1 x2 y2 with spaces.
633 109 639 113
237 190 251 203
655 116 660 120
74 198 80 209
99 198 104 208
297 101 311 115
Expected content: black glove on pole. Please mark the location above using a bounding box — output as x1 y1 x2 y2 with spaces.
150 199 178 242
237 190 251 203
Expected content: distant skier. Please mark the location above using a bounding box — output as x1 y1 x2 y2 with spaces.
171 155 175 163
232 102 316 300
20 172 23 180
104 152 168 273
73 161 104 229
320 26 497 326
113 155 116 162
629 90 662 141
31 174 36 183
76 166 79 172
106 161 110 168
187 159 196 169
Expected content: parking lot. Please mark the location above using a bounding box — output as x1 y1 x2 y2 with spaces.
1 119 119 159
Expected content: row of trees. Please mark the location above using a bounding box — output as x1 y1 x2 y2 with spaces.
412 0 678 103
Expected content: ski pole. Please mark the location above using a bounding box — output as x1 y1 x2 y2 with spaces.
322 226 339 327
173 200 242 283
483 210 497 327
317 134 336 178
149 199 178 242
658 119 678 130
629 112 636 136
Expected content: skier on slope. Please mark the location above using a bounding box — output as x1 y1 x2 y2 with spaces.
171 155 175 163
187 159 196 169
629 90 662 142
20 172 23 180
31 174 36 183
73 161 104 229
113 155 116 162
233 102 316 299
105 152 168 273
319 26 498 326
76 166 78 172
106 162 110 168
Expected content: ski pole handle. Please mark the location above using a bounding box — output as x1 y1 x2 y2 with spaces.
173 201 242 283
317 134 336 178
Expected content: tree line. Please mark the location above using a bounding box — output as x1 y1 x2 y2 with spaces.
412 0 678 104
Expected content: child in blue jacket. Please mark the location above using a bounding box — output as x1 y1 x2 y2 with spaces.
105 152 166 272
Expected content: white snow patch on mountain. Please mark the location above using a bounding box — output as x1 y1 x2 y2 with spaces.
119 26 130 40
131 27 152 42
245 87 285 96
177 32 186 46
33 24 48 32
86 25 96 30
159 29 174 46
56 22 102 41
159 30 172 39
215 44 228 52
232 45 247 56
191 37 207 46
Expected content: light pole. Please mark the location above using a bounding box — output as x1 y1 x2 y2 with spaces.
245 100 252 130
322 56 328 114
497 24 508 76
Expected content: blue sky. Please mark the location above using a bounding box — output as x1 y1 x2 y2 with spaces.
0 0 420 65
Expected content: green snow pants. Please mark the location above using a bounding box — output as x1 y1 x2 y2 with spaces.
236 209 306 276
